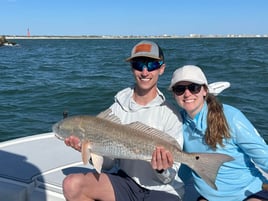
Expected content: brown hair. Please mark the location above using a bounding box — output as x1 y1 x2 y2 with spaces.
204 86 230 149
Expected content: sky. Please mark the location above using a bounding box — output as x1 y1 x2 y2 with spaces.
1 0 268 36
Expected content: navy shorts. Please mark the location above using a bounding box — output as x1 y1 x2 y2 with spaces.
245 190 268 200
197 190 268 201
107 170 181 201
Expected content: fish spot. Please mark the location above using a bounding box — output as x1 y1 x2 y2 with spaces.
195 156 200 160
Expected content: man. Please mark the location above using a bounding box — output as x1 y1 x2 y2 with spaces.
63 40 184 201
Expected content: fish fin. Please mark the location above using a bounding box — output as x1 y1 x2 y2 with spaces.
128 122 181 149
81 140 103 173
91 153 104 174
97 108 112 118
97 109 121 124
81 140 91 165
185 152 234 190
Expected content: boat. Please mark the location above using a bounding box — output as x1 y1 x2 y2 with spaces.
2 41 18 46
1 131 267 201
0 35 17 47
0 132 94 201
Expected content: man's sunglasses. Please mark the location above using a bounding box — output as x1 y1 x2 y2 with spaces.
172 83 202 96
131 61 163 72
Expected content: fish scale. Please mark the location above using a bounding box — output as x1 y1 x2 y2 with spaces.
81 117 170 160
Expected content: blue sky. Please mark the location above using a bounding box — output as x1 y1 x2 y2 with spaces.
1 0 268 36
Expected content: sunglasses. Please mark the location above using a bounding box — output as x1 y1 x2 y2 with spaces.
131 61 163 72
172 83 202 96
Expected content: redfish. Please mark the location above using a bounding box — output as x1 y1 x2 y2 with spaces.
53 109 233 190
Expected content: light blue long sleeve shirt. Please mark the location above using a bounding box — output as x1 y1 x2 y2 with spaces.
181 103 268 201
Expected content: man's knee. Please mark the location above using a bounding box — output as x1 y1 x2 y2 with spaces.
63 174 82 198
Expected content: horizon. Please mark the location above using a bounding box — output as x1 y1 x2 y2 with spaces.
4 33 268 39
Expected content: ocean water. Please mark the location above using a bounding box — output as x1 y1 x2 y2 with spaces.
0 38 267 142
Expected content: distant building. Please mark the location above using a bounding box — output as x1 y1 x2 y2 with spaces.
27 28 31 37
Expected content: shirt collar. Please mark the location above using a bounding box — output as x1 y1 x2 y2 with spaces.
181 102 208 137
115 86 166 112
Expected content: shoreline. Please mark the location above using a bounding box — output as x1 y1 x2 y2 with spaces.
5 34 268 40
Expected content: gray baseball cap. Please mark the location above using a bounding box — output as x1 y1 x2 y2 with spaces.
126 40 164 61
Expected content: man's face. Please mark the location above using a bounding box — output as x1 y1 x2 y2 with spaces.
130 58 165 92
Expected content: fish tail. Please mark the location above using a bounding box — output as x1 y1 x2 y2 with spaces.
187 153 233 190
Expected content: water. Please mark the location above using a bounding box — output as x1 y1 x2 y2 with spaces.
0 38 267 142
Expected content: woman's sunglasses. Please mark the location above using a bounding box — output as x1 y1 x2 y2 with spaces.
172 83 202 96
131 61 163 72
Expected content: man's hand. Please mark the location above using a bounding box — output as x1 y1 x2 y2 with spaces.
64 136 82 152
151 147 174 171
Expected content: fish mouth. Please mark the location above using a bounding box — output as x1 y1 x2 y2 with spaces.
52 122 64 140
55 133 64 140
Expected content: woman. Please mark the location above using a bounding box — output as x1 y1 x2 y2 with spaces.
169 65 268 201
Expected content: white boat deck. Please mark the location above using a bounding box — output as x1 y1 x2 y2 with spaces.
0 133 94 201
0 132 267 201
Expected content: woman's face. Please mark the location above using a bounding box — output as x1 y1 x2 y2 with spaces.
173 81 207 118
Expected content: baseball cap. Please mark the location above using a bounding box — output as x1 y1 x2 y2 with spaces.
168 65 208 90
126 40 164 61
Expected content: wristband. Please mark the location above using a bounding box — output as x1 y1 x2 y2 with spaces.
156 169 165 174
